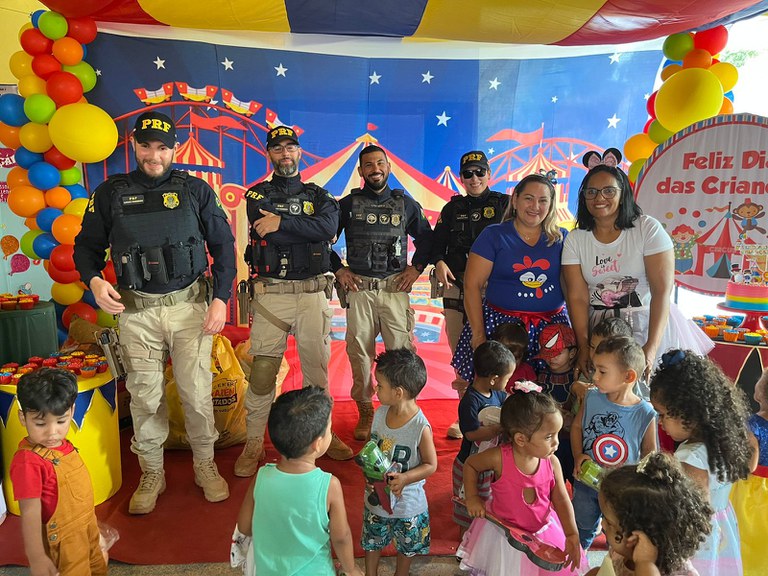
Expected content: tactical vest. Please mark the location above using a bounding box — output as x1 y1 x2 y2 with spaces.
445 192 506 276
346 188 407 275
245 182 331 278
108 170 208 290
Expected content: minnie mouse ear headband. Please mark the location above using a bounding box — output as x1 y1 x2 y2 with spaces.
582 148 623 170
510 380 542 394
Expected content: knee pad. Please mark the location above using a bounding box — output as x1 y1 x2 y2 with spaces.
249 355 282 395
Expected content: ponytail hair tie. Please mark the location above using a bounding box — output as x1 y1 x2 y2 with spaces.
511 380 542 394
660 349 685 368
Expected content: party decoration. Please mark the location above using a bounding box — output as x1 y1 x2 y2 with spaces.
9 51 34 79
0 122 22 149
62 302 97 328
7 185 45 218
36 207 63 233
13 147 44 170
65 17 98 44
65 183 89 199
63 198 88 218
45 259 80 284
1 235 20 259
49 104 117 164
32 232 59 260
46 71 84 107
655 68 724 133
59 166 81 186
62 61 97 93
6 166 31 189
28 161 61 190
19 122 53 153
52 37 83 66
37 11 68 41
44 186 72 209
709 62 738 92
0 94 28 127
662 33 694 61
647 120 674 145
51 213 82 245
102 260 117 285
96 309 118 328
9 254 31 275
44 146 76 170
31 54 62 79
682 48 712 69
50 281 84 306
24 217 39 230
624 133 656 163
660 64 681 81
23 94 57 124
720 98 734 115
693 25 728 55
18 74 47 97
50 244 76 271
20 28 53 56
627 158 646 183
20 230 43 259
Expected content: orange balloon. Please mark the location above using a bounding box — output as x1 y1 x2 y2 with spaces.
52 37 83 66
683 48 713 69
660 64 682 81
0 122 22 149
7 185 46 218
24 217 40 230
51 213 82 245
45 186 72 209
7 166 31 189
719 97 734 115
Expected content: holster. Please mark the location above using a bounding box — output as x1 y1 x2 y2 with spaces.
95 327 127 378
335 280 349 309
429 268 444 299
237 280 251 324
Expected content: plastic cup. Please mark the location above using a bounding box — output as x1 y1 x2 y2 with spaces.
354 440 392 480
577 459 603 490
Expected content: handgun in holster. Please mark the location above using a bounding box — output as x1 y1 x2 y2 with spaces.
95 327 127 378
245 235 269 276
429 268 444 299
237 280 251 324
334 280 349 309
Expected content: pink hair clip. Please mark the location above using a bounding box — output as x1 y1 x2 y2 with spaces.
512 380 542 394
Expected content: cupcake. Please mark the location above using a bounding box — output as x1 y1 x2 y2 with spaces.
18 298 34 310
42 358 58 367
723 329 739 342
1 300 17 311
704 324 720 339
96 361 108 374
80 366 97 379
0 372 12 385
744 332 763 345
28 356 44 366
70 351 85 358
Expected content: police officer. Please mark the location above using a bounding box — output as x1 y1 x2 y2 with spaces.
234 126 353 477
333 144 433 440
430 150 508 439
73 111 236 514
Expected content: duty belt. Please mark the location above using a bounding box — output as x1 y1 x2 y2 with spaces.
118 279 206 311
357 274 398 292
250 275 332 296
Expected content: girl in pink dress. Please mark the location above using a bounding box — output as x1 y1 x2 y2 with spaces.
587 452 713 576
457 382 588 575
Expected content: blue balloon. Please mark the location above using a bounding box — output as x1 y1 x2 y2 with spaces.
64 183 89 199
57 327 68 345
14 147 44 169
724 90 735 102
81 44 87 59
0 94 28 127
81 289 97 308
33 232 59 260
663 59 682 67
28 161 61 191
31 9 46 28
36 207 63 233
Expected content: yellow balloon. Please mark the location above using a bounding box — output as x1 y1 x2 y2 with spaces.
19 122 53 153
655 68 724 133
48 104 118 164
624 133 657 164
63 198 89 218
18 74 48 98
628 158 647 184
51 281 84 306
18 22 34 40
709 62 738 92
9 51 34 79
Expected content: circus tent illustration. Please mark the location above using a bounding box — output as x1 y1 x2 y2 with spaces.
505 148 573 226
174 133 224 190
691 205 751 284
435 166 463 193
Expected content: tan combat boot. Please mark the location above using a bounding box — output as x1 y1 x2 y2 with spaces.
326 432 354 460
354 401 374 441
128 469 166 515
234 438 266 477
193 459 230 502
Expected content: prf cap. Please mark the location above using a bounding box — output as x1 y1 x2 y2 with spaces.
266 126 300 148
460 150 490 172
133 111 176 148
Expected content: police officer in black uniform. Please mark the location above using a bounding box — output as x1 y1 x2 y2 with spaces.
430 150 508 438
234 126 353 476
74 111 236 514
333 144 433 441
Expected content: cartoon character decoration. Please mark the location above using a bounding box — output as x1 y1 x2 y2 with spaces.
670 224 700 274
581 148 623 170
591 276 641 309
732 199 766 236
537 169 558 185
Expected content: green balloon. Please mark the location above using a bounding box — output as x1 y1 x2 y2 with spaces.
663 33 694 61
20 229 43 259
23 94 57 124
97 309 119 328
63 61 97 93
648 120 674 145
38 11 68 41
59 166 81 186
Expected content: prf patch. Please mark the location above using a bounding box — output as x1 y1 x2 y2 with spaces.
245 189 263 201
163 192 180 209
121 194 145 206
303 201 314 215
483 207 495 219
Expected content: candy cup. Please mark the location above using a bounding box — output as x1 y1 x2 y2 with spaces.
80 366 96 379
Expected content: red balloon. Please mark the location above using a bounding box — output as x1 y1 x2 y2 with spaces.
46 259 81 284
62 301 97 329
44 146 76 170
646 91 658 119
20 28 54 56
694 25 728 56
102 260 117 285
32 54 62 80
66 17 98 44
643 118 653 134
46 71 84 107
50 243 76 271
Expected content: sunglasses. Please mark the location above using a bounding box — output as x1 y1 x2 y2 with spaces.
462 168 487 179
583 186 619 199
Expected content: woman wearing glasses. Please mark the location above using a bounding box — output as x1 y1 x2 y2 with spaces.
562 164 712 382
451 172 570 384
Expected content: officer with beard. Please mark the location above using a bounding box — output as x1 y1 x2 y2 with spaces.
430 150 508 438
74 111 236 514
333 145 433 441
234 126 353 477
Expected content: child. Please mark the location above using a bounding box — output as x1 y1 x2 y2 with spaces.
457 384 587 575
730 368 767 576
587 452 713 576
362 349 437 576
452 341 516 532
571 337 656 549
571 317 633 402
236 387 363 576
491 320 536 389
650 350 755 576
9 368 107 575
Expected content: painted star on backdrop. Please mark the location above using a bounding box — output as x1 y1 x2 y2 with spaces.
221 57 234 71
369 71 381 85
436 111 451 126
153 56 165 70
551 96 558 103
274 63 288 77
609 52 621 64
488 148 495 155
95 69 102 76
422 71 434 84
489 78 501 90
644 93 651 100
607 114 621 129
